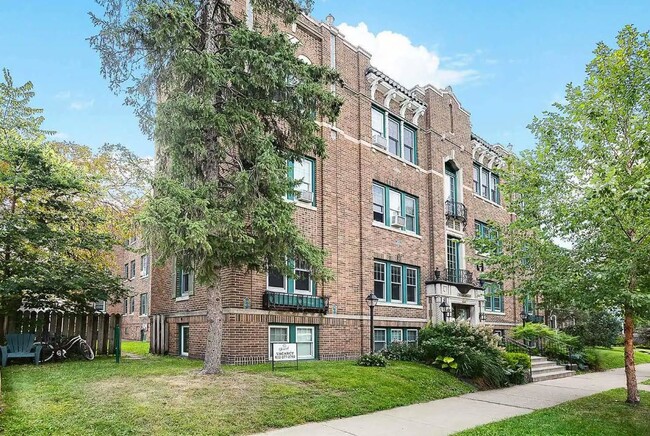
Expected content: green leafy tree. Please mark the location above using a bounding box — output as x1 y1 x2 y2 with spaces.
473 26 650 404
0 72 127 313
91 0 342 374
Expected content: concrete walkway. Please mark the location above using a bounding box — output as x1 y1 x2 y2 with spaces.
258 363 650 436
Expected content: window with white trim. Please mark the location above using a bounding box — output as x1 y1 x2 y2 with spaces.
266 260 315 295
130 260 136 279
474 163 500 204
175 267 193 298
372 182 419 233
373 259 420 305
406 329 418 344
94 301 106 312
140 254 150 277
140 293 148 316
391 329 403 343
296 326 315 359
268 325 290 358
180 324 189 356
288 158 316 205
373 261 386 300
370 106 418 164
373 328 387 352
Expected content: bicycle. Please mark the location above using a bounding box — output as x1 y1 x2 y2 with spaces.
36 335 95 362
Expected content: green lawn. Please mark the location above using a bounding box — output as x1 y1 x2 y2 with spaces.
456 389 650 436
589 346 650 370
0 356 473 435
120 340 150 356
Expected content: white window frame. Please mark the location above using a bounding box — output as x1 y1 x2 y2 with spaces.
371 107 385 137
296 326 315 359
140 254 150 277
293 259 312 295
140 293 148 316
293 159 313 194
373 261 386 301
129 296 135 314
406 329 418 344
405 196 416 232
373 328 386 353
267 268 287 293
403 125 416 163
180 324 189 357
94 301 106 312
391 329 403 343
406 267 418 304
389 189 402 221
372 183 385 224
268 325 290 359
390 265 402 302
178 270 193 297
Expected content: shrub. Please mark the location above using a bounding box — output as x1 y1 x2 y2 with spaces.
381 342 423 362
503 352 531 385
356 353 387 367
418 322 509 387
513 323 581 360
583 348 604 371
513 323 556 341
562 311 621 347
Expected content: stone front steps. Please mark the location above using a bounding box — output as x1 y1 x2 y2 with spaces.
530 355 575 382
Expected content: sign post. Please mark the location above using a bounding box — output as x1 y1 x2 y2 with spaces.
272 343 298 371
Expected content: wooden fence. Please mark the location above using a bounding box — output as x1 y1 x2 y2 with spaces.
0 310 121 356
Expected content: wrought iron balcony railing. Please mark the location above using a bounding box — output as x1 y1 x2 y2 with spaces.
263 291 329 314
428 268 479 294
445 200 467 224
524 314 545 324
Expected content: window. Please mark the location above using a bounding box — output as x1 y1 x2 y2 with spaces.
390 265 402 302
373 261 385 300
129 296 135 314
388 117 400 155
130 260 136 279
405 197 416 232
267 268 285 291
373 328 386 352
391 329 403 343
176 267 193 298
266 260 315 295
123 299 128 314
124 263 129 279
293 159 313 194
406 329 418 344
127 235 137 245
294 259 311 295
373 260 420 305
484 282 504 313
475 221 501 254
473 165 480 193
269 325 317 360
288 158 316 205
140 293 148 316
371 107 384 137
372 184 385 223
296 326 315 359
403 126 415 163
140 254 150 277
180 324 189 357
524 297 535 315
406 267 417 303
94 301 106 312
372 182 419 234
446 236 461 279
370 106 417 164
474 163 500 204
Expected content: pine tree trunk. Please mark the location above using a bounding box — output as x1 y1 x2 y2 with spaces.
202 268 224 375
623 307 639 404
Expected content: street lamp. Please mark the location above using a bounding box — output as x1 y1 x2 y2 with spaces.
366 293 379 353
520 310 528 327
440 300 451 322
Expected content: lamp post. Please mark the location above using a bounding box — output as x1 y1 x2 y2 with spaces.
520 310 528 327
440 300 450 322
366 293 379 353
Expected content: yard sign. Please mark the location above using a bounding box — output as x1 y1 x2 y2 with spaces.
272 343 298 371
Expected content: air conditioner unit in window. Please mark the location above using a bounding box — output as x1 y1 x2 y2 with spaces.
297 190 314 203
372 134 387 150
390 215 406 228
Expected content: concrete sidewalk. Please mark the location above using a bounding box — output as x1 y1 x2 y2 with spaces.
257 363 650 436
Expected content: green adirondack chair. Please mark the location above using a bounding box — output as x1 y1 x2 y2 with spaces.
1 333 42 367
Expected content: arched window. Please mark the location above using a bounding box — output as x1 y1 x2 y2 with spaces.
297 55 312 65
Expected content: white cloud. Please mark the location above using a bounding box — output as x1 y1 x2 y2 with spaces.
69 99 94 110
338 22 479 89
54 91 71 100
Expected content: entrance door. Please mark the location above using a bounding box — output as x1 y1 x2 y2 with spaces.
453 304 472 322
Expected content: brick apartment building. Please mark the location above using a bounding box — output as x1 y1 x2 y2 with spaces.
143 1 536 362
109 238 151 342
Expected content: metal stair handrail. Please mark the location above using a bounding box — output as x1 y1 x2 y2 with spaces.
501 336 533 380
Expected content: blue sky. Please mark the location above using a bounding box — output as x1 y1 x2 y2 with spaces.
1 1 649 156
